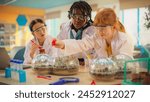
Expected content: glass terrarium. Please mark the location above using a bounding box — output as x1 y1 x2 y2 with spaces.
89 58 118 81
51 55 79 75
112 54 133 79
32 49 79 76
32 49 55 75
122 57 150 85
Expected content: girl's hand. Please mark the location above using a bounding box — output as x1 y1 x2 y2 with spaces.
30 41 40 58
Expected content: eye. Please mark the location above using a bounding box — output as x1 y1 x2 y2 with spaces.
36 29 40 32
79 15 84 19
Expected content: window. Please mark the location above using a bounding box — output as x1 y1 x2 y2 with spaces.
46 18 61 37
119 7 150 46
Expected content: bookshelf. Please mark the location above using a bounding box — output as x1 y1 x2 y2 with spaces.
0 23 16 51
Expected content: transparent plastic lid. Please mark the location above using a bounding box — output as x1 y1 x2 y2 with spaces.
52 55 79 75
32 53 79 75
112 54 132 71
32 54 55 69
89 58 118 75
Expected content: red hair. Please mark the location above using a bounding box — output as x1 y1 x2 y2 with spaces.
93 8 117 26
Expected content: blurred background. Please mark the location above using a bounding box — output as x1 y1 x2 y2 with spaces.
0 0 150 58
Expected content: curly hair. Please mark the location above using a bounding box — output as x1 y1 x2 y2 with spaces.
68 1 93 22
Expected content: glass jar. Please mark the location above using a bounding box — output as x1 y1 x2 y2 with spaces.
32 48 55 75
89 58 118 81
52 55 79 75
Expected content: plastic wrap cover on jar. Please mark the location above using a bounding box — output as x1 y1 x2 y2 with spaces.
32 54 55 75
89 58 118 81
112 54 133 79
52 55 79 75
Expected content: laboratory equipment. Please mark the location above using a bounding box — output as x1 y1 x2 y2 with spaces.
49 77 79 85
89 58 118 81
32 48 55 75
122 58 150 85
112 54 133 79
5 59 26 83
51 55 79 75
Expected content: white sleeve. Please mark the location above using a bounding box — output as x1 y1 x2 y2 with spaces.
23 42 32 64
57 22 71 40
57 30 63 39
119 35 134 58
57 29 69 40
63 35 95 56
57 23 66 40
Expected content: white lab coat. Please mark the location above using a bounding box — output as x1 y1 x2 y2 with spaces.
57 21 95 39
24 35 57 64
57 21 95 58
62 31 134 58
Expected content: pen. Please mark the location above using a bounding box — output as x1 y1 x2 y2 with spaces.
37 75 51 80
31 40 42 49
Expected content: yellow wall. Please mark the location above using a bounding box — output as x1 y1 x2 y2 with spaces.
0 5 45 48
0 5 45 23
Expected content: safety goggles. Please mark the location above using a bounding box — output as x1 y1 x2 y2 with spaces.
70 14 87 21
32 25 46 33
95 25 113 32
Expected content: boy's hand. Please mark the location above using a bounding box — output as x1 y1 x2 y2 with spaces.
52 38 65 49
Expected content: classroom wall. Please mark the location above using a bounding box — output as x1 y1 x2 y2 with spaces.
45 0 120 23
0 0 120 48
0 5 45 47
